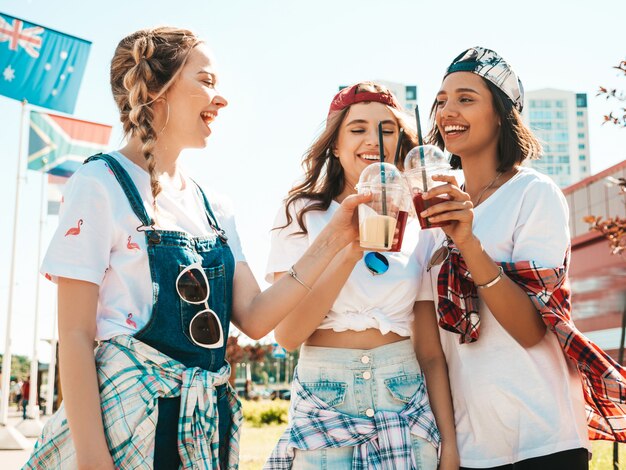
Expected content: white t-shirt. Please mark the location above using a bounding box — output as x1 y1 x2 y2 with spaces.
266 198 427 337
42 151 245 341
417 167 589 467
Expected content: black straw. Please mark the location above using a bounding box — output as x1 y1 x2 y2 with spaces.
414 105 428 192
393 128 404 167
378 122 390 247
377 122 387 216
414 105 423 146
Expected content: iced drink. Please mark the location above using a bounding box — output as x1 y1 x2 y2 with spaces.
389 210 408 252
412 193 450 229
356 164 408 251
403 145 454 230
359 214 398 250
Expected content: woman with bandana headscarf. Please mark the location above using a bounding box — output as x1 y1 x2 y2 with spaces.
415 46 626 469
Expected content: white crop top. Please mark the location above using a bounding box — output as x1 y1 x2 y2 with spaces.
265 198 427 337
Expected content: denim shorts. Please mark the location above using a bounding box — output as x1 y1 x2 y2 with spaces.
292 340 438 470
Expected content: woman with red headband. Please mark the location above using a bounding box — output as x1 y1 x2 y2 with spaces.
264 82 458 469
417 46 626 469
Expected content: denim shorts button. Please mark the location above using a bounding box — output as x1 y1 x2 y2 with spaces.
363 371 372 380
366 408 375 417
361 355 370 364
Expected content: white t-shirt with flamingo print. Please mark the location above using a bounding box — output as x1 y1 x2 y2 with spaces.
41 151 245 341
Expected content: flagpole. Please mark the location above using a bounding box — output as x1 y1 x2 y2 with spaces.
16 171 46 437
0 101 30 448
45 302 58 416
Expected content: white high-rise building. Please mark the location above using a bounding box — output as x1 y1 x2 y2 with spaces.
339 81 418 114
375 80 418 114
524 89 591 188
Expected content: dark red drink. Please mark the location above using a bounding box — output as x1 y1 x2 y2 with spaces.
413 193 450 229
389 210 408 252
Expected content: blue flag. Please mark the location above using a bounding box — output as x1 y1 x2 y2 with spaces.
0 13 91 113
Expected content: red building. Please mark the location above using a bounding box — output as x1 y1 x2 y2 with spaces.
564 160 626 358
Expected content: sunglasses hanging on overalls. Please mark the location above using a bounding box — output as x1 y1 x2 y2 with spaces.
176 262 224 349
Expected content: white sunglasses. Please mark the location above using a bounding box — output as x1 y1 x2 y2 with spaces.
175 262 224 349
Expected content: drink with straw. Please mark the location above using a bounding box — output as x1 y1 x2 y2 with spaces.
357 123 410 250
404 145 452 229
404 105 453 229
357 180 404 250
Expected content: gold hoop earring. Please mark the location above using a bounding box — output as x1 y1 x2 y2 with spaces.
159 101 170 134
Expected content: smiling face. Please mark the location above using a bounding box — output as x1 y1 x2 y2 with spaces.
333 102 400 193
435 72 500 159
157 43 228 151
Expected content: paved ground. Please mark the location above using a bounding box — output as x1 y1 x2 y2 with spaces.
1 409 50 469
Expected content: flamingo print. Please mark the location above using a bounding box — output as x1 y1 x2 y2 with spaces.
127 236 140 251
126 313 137 329
65 219 83 236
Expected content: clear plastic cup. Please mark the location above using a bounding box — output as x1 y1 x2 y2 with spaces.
403 145 453 230
357 163 408 251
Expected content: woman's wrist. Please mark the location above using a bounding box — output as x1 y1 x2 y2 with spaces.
340 242 364 264
313 227 353 256
454 234 481 254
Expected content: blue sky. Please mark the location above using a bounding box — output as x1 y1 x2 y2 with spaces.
1 0 625 359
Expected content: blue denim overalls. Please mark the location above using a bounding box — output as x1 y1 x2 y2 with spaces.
85 154 235 469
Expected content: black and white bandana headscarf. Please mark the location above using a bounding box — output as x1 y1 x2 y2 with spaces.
446 46 524 112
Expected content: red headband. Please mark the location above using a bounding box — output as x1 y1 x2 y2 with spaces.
327 83 402 117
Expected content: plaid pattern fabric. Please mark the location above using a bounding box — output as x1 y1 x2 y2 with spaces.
264 375 440 469
24 335 242 469
437 245 626 441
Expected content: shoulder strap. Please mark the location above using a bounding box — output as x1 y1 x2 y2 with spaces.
189 178 228 242
83 153 153 228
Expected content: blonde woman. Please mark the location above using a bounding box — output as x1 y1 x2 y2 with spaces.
25 27 367 470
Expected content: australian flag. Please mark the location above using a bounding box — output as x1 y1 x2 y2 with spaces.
0 12 91 113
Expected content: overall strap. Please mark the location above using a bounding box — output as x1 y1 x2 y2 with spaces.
189 178 228 243
84 153 153 228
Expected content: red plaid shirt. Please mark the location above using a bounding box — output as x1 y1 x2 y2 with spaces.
437 245 626 441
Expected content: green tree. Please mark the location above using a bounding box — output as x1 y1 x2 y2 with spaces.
0 354 31 380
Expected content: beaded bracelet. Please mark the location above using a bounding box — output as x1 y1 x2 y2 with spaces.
476 266 504 289
288 265 312 292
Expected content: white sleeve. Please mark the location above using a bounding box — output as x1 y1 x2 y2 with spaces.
415 229 436 302
512 178 570 267
212 196 246 263
41 164 114 285
264 200 310 284
223 214 246 264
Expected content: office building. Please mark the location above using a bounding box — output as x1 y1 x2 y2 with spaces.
524 89 591 188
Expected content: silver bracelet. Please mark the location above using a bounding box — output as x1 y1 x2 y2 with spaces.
476 266 504 289
288 265 312 292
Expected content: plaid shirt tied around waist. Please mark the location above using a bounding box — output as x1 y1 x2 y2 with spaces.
437 244 626 441
24 335 242 469
264 374 440 470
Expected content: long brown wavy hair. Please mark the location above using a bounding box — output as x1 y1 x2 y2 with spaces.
282 82 419 235
110 27 201 212
426 78 541 172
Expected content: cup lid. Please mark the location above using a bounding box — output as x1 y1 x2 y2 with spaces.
357 162 404 186
404 145 450 171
